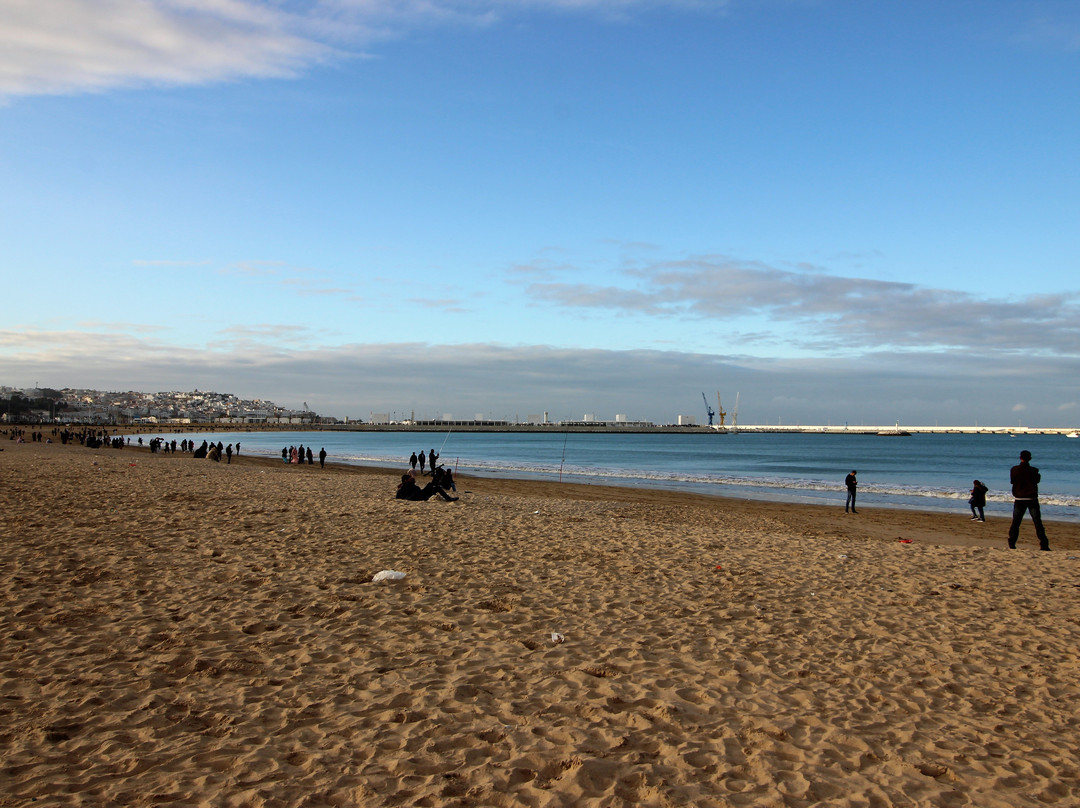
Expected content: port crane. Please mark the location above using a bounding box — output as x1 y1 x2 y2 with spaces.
701 392 716 426
716 393 727 427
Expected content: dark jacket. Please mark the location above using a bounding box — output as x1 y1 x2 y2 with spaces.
396 479 425 500
1010 462 1040 499
969 482 988 507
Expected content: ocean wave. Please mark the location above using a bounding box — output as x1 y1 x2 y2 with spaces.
354 454 1080 509
188 442 1080 511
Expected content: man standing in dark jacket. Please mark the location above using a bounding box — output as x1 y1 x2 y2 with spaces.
1008 450 1049 551
844 470 858 513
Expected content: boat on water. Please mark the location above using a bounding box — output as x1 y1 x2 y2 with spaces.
877 421 911 436
1068 431 1080 439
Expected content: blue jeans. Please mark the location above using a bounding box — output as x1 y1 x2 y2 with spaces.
845 488 856 511
1008 499 1049 550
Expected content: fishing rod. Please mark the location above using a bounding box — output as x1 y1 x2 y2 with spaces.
559 419 570 483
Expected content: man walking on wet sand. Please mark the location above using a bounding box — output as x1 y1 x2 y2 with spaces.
1008 450 1049 551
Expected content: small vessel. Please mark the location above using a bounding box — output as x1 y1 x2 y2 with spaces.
1067 431 1079 439
877 421 911 436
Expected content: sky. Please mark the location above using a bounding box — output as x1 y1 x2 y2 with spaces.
1 0 1079 426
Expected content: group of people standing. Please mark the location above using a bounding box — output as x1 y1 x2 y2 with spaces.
282 445 328 467
842 450 1051 550
190 440 236 462
408 449 440 475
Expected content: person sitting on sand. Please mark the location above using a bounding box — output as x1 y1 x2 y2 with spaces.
432 465 456 493
395 473 458 502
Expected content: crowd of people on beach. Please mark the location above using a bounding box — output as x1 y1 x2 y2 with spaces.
18 427 126 448
3 424 1056 548
6 428 49 443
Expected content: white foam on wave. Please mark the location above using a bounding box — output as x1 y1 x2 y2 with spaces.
175 439 1080 513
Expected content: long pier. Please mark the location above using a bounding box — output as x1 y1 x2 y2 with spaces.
300 423 1078 436
123 422 1078 436
723 425 1079 436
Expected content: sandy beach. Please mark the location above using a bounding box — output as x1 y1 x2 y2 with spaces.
2 439 1079 807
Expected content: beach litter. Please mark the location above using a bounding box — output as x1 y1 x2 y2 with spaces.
897 538 913 544
550 632 565 644
372 570 407 583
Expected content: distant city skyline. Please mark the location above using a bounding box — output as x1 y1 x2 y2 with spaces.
2 1 1078 426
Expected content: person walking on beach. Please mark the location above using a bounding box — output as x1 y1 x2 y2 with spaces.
225 444 233 464
844 470 858 513
968 479 988 521
1008 450 1049 551
409 452 418 472
306 447 314 465
319 447 327 468
418 450 427 475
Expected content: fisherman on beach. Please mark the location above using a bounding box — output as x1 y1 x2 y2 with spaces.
844 470 858 513
1008 450 1049 551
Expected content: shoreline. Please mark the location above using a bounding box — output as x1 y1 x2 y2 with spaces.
102 438 1080 533
4 439 1080 806
9 421 1078 435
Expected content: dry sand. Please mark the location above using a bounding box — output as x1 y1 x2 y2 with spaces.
2 439 1079 807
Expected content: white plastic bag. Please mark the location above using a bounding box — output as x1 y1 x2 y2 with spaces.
372 570 406 582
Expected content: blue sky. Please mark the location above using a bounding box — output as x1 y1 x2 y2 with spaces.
2 0 1078 425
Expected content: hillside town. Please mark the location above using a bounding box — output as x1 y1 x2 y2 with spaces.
0 386 331 426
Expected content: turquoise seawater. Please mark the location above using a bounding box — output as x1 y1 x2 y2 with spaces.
152 430 1080 521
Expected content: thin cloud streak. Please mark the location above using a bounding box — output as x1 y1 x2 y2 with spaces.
517 256 1080 356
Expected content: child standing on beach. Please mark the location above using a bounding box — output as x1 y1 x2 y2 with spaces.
968 479 988 521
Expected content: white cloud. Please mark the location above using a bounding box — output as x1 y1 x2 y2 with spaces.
0 0 337 98
133 258 213 267
0 0 723 99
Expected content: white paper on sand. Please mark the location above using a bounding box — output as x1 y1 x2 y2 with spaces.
372 570 406 582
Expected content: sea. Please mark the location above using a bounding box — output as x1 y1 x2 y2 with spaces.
152 429 1080 522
